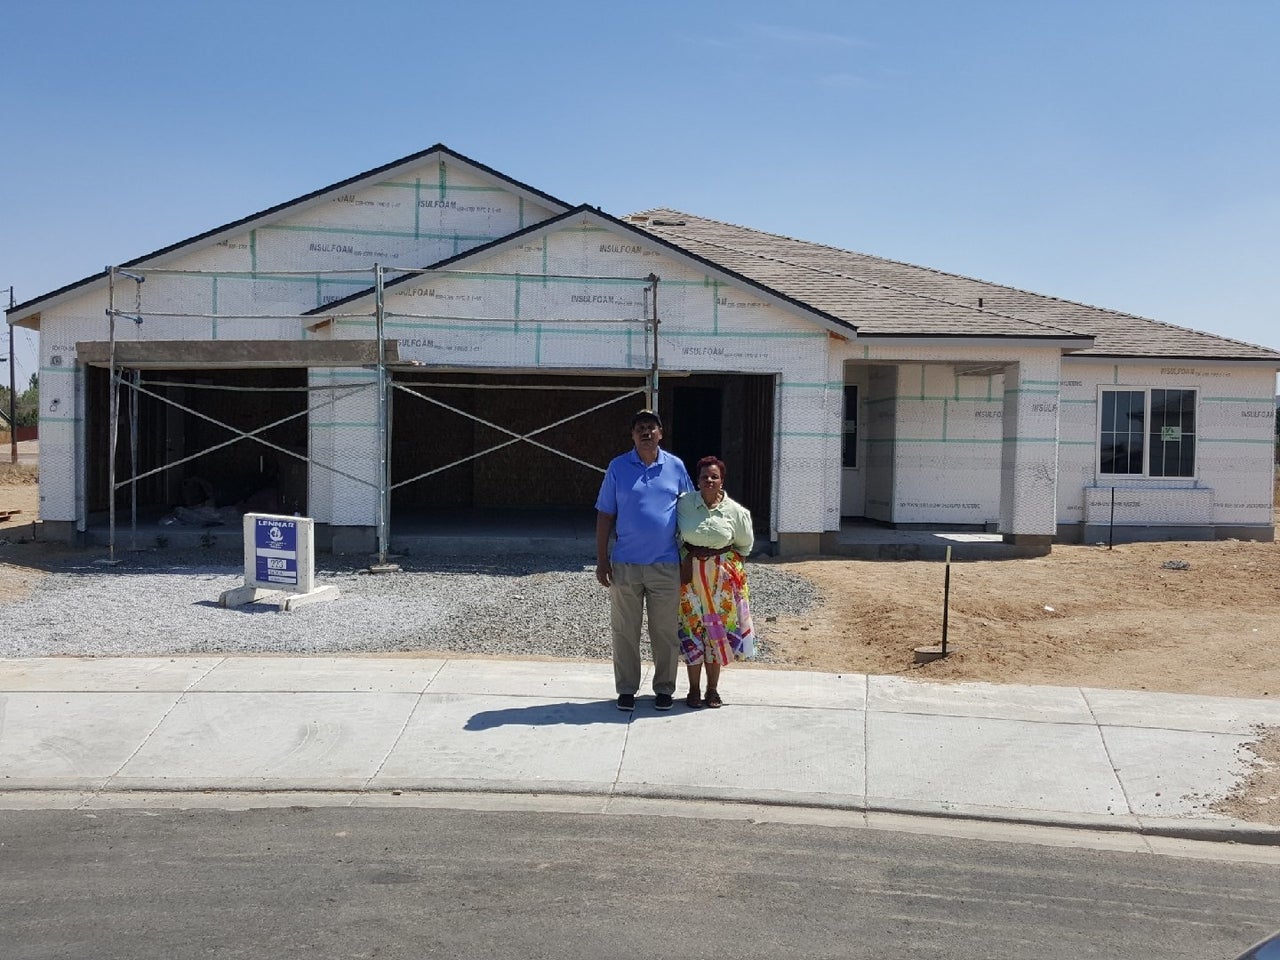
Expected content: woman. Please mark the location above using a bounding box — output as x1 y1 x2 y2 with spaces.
677 455 755 708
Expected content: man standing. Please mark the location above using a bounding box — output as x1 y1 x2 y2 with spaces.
595 409 693 711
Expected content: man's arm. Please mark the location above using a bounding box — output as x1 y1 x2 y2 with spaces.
595 511 616 587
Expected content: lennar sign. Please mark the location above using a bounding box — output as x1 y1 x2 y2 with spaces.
218 513 339 611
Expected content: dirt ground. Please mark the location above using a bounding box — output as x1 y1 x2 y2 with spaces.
759 532 1280 699
1 465 1277 820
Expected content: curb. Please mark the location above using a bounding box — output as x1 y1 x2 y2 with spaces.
4 783 1278 846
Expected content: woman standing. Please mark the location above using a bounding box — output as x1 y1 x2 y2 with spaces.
677 456 755 708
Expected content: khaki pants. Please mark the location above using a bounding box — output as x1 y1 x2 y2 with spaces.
609 562 681 696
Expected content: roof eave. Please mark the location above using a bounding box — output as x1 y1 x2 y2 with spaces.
1065 352 1280 365
852 334 1096 350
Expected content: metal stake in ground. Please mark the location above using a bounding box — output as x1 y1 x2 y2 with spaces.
914 544 953 664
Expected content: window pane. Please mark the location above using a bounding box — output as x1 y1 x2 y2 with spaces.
1150 389 1196 477
1100 390 1144 475
842 385 858 468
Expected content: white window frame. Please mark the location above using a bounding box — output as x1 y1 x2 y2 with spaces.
1096 385 1198 480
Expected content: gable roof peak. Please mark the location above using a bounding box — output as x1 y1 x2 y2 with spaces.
9 144 573 324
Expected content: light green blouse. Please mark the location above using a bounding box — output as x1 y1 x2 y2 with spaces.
677 491 754 554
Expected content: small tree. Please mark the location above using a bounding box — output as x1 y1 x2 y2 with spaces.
16 373 37 427
2 374 37 429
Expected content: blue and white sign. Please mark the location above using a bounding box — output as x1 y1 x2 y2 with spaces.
240 512 318 595
222 513 333 610
254 517 299 586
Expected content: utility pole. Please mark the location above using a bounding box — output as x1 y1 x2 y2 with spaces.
5 285 15 465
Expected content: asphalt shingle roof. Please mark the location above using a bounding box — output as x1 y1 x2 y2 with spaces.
632 209 1280 361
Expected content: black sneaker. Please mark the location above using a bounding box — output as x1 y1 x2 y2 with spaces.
654 693 674 711
616 694 636 711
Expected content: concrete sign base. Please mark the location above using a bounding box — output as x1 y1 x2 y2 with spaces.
218 513 338 611
219 583 340 612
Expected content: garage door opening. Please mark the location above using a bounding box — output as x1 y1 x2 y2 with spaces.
86 366 309 528
387 370 774 538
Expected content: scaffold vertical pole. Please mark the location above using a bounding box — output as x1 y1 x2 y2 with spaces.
129 368 139 552
107 266 118 562
374 263 391 566
647 273 660 409
6 286 15 466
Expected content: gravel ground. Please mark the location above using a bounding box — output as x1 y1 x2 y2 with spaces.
0 551 820 662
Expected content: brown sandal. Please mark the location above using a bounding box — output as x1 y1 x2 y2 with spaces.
685 690 703 709
705 689 722 708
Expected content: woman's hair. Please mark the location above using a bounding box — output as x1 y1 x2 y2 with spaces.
696 455 727 480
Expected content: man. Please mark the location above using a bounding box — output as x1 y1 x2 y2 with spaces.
595 409 693 711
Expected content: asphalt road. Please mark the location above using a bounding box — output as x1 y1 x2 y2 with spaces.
2 805 1277 960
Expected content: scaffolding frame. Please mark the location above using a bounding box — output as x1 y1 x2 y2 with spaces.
100 265 664 564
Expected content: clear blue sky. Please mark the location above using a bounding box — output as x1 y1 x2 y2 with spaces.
3 0 1278 392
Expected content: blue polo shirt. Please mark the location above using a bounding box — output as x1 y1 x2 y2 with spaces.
595 447 693 564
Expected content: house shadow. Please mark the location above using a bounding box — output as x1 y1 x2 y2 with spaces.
464 699 683 730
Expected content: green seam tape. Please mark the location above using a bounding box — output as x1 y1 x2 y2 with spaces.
664 330 825 340
250 230 257 275
778 431 840 439
260 223 498 243
310 422 379 429
1004 388 1060 396
376 180 509 194
309 371 377 381
1202 396 1276 403
39 415 80 423
156 272 370 287
342 318 637 337
342 317 827 341
414 178 421 239
862 394 1002 404
866 437 1053 445
1199 437 1274 444
398 273 651 287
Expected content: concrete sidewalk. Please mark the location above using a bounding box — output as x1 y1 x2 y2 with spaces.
1 656 1279 843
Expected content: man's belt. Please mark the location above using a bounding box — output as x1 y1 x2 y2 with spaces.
685 544 735 560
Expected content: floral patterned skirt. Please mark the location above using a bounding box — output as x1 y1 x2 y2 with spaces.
678 551 755 666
